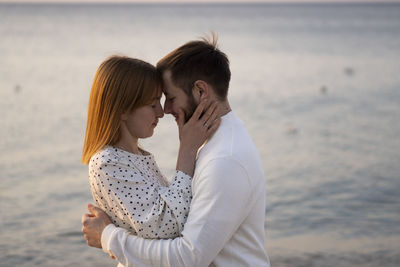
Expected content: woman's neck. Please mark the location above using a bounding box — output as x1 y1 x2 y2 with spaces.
115 138 141 155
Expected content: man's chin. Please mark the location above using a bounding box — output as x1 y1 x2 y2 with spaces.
185 98 198 123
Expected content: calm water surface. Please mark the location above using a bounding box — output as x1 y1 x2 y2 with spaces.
1 3 400 266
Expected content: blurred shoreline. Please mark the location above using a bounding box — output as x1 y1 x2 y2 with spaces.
1 2 400 266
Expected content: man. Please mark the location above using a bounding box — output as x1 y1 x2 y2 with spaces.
82 36 270 266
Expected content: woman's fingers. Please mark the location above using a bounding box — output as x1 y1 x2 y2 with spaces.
191 99 207 121
177 108 185 129
183 100 220 135
207 118 221 135
201 101 218 128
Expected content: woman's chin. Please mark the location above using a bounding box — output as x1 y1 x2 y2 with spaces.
146 129 155 138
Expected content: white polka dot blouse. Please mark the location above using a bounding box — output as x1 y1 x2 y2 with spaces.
88 146 192 239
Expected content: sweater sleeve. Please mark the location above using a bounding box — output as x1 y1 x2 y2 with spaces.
101 157 253 267
89 154 192 239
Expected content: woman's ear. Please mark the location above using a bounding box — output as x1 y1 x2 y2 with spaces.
192 80 209 101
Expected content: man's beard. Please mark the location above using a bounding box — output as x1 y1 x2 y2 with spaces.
184 94 199 122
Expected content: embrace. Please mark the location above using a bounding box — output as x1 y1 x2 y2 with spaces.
81 36 270 267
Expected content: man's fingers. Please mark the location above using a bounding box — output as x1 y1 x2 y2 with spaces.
87 203 96 214
87 203 103 216
81 213 93 226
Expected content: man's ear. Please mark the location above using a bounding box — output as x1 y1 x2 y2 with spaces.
192 80 209 101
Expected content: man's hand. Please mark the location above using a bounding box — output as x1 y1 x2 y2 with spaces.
81 204 112 249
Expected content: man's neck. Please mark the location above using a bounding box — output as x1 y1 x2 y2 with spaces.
216 100 231 118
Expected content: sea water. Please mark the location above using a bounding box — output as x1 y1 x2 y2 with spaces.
1 3 400 266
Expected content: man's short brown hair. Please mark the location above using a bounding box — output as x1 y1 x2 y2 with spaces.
157 34 231 100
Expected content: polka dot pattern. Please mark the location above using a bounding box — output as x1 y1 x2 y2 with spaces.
88 146 192 239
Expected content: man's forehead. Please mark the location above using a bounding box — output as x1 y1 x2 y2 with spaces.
162 70 172 80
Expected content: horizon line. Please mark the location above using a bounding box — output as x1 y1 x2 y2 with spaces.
1 0 399 3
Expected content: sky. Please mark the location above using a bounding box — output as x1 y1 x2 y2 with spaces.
1 0 399 3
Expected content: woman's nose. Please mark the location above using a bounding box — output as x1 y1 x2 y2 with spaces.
163 100 171 114
157 103 164 118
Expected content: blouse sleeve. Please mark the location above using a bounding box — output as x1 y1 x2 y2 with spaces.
89 156 192 239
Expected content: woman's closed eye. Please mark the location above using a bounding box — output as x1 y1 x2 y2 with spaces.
150 99 162 108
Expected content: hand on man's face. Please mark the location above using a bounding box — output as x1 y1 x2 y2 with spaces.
81 204 112 249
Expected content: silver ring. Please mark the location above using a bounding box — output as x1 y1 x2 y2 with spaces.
204 122 208 128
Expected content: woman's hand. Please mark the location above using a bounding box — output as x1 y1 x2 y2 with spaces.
178 100 221 152
176 100 221 176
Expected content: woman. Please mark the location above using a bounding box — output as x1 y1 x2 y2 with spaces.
81 56 219 239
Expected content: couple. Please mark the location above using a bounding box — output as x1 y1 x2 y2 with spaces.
81 36 270 267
